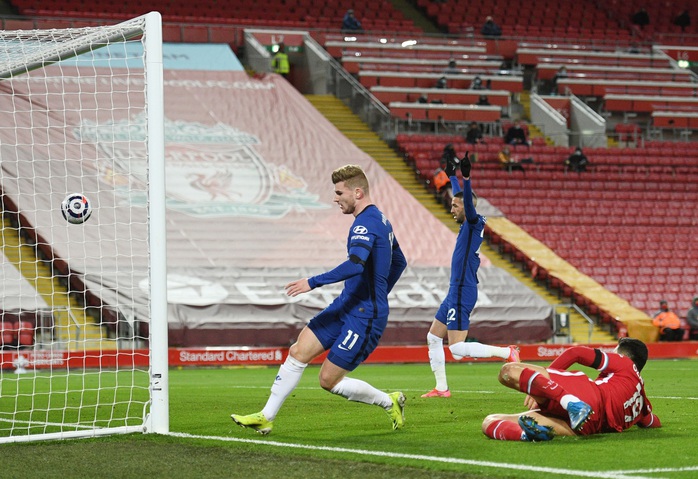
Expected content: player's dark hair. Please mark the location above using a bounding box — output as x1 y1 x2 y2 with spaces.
453 191 477 203
617 337 648 372
332 164 369 194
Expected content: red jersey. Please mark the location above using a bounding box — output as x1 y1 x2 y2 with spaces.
549 347 655 433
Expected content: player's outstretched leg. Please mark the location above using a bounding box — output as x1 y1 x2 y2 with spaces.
566 400 593 431
518 415 555 442
449 341 519 362
231 412 273 435
386 392 406 430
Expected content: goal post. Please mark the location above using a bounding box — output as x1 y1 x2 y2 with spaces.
0 11 168 442
143 11 169 436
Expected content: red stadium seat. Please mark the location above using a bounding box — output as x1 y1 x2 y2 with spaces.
1 321 18 348
17 321 35 348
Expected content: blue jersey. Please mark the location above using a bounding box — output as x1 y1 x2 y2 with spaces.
450 178 485 288
309 204 406 319
437 178 486 330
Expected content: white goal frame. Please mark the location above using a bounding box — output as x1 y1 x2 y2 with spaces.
0 11 168 442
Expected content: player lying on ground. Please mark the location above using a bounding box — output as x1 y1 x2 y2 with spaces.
231 164 407 435
482 337 661 441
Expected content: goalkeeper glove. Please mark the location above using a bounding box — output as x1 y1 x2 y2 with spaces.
460 152 472 178
444 156 459 177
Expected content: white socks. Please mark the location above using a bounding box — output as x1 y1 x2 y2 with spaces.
330 377 392 409
261 355 307 421
449 341 510 360
426 332 448 391
560 394 581 410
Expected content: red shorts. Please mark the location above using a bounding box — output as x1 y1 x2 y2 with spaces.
540 369 605 435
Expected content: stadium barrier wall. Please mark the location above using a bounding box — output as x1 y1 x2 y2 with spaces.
2 342 696 370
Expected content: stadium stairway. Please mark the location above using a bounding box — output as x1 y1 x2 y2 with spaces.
0 215 112 351
518 91 548 143
388 0 441 34
304 94 455 225
484 235 616 344
306 95 616 344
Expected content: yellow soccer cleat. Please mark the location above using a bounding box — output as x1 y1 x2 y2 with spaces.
386 392 406 430
231 412 273 435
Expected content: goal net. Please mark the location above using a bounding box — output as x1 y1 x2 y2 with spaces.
0 12 168 442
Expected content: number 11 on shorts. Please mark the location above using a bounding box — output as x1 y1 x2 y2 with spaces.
339 330 359 351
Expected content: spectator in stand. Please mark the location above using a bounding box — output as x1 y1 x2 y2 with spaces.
631 8 650 30
674 10 691 33
341 9 363 33
440 143 458 171
477 94 490 106
481 16 502 37
465 122 485 145
470 76 486 90
433 144 459 207
686 296 698 340
432 166 450 207
551 66 568 95
435 76 447 89
498 146 529 173
565 147 589 173
444 59 459 74
652 300 683 342
504 120 528 146
417 94 428 104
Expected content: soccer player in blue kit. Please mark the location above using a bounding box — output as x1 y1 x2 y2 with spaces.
232 164 408 435
422 152 520 398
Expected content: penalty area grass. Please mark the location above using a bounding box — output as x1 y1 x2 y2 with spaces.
1 360 697 479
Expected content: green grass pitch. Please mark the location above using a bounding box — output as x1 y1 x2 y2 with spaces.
1 359 697 478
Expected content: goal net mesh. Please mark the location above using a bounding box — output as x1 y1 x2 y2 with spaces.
0 14 163 442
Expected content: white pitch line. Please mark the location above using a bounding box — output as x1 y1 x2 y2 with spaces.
652 396 698 401
167 431 661 479
611 466 698 474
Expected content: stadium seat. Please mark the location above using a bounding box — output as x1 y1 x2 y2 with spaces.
17 321 35 348
1 321 18 348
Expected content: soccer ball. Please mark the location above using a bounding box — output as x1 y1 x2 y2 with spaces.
61 193 92 224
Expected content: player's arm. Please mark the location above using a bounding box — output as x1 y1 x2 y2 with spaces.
548 346 600 371
387 239 407 293
462 178 478 224
286 254 367 296
307 254 366 289
550 347 634 376
306 231 375 289
456 152 479 224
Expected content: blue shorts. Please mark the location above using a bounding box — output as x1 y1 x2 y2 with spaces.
435 286 477 331
308 302 387 372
